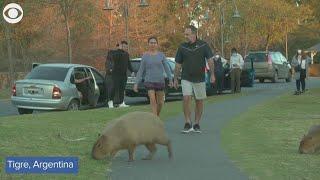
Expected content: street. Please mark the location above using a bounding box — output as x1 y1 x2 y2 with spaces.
0 78 319 117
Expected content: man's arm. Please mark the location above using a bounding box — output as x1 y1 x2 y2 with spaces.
207 58 215 74
174 63 182 80
173 63 182 89
207 57 216 83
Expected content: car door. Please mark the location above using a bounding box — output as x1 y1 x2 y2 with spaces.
84 67 99 107
279 53 290 78
90 68 106 103
72 67 91 105
271 53 283 77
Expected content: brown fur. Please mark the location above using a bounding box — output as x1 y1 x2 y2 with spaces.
92 111 173 161
299 125 320 154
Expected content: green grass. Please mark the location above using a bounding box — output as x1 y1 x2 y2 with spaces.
0 92 244 179
0 88 10 100
221 89 320 180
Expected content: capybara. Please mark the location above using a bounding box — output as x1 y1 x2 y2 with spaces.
92 111 173 161
299 125 320 154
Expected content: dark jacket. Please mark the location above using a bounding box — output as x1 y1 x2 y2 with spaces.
105 50 116 75
111 49 133 77
214 56 224 75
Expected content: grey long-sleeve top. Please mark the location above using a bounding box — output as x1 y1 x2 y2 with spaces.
135 52 172 84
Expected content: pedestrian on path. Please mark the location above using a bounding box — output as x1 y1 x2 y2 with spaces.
229 47 244 94
134 37 173 116
291 50 311 95
173 25 215 133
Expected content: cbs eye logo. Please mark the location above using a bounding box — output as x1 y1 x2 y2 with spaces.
2 3 23 24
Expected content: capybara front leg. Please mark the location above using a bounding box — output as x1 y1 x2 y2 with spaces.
155 137 173 159
142 143 157 160
128 145 136 162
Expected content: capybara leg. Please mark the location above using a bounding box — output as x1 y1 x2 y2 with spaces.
167 140 173 159
155 136 173 159
128 145 136 162
142 143 157 160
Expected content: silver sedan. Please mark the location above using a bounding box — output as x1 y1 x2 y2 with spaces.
11 63 107 114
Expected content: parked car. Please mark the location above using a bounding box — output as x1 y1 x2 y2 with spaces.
244 51 291 83
205 57 255 95
125 57 182 101
11 63 107 114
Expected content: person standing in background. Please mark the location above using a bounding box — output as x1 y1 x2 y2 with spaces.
213 50 225 94
110 41 134 108
291 50 310 95
105 43 120 108
229 47 244 94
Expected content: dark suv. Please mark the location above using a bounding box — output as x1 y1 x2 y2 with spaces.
244 51 291 83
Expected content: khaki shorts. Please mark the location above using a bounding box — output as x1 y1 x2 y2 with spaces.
181 80 207 100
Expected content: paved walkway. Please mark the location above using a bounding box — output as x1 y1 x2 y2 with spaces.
109 78 320 180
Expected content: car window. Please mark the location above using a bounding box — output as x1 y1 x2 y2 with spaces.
271 53 282 64
167 61 175 72
130 61 141 73
90 68 104 84
245 53 266 62
71 67 88 83
279 53 287 63
26 66 69 81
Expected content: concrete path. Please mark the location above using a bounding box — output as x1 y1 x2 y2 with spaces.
109 78 320 180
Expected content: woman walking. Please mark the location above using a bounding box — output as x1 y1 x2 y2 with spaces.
134 37 173 116
291 50 310 95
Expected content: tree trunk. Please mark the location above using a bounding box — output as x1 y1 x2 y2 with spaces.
265 34 270 51
4 23 14 88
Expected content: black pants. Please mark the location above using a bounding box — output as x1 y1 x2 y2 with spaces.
296 69 306 91
111 75 127 104
214 72 224 93
105 75 113 102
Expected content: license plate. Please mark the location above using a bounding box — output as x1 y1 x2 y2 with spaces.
28 89 39 94
127 78 135 83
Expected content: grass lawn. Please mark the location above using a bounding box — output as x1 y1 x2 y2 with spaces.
0 88 10 100
221 88 320 180
0 91 244 179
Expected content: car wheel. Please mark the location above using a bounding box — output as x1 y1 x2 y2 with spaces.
259 78 265 83
18 108 33 115
68 99 79 111
285 71 292 82
272 72 278 83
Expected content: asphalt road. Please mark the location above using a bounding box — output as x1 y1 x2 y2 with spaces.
0 78 318 118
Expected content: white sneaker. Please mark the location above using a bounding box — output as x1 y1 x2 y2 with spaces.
119 102 129 108
108 101 114 108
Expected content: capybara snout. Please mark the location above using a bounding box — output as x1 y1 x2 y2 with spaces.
299 125 320 154
92 135 109 160
92 111 173 161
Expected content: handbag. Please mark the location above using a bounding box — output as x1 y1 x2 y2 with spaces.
294 64 301 72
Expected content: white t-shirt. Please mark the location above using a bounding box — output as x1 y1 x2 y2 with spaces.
300 59 306 69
